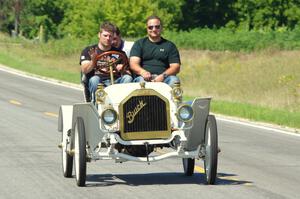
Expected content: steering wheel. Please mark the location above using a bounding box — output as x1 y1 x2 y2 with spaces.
94 50 129 76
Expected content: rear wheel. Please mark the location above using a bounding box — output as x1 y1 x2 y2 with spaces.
182 158 195 176
204 115 218 184
74 117 87 187
62 130 73 177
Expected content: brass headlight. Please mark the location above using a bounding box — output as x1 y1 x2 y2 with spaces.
95 83 107 103
172 87 183 98
101 108 118 125
177 104 194 122
171 82 183 101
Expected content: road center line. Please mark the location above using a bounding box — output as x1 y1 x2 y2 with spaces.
9 99 22 105
44 112 58 118
194 165 204 173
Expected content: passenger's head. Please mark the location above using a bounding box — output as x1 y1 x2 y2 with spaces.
146 15 162 40
98 22 115 48
112 26 122 49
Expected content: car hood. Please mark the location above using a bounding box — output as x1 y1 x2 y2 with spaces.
104 82 173 105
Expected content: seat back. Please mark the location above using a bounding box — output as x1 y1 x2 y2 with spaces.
81 72 91 102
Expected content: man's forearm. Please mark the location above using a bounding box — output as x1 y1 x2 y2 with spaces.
163 64 180 76
81 61 94 74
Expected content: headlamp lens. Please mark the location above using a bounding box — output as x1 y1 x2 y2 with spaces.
178 105 194 122
102 109 117 125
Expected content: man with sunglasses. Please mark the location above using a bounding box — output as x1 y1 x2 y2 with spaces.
130 15 181 86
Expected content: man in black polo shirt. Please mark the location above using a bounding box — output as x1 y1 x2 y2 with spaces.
130 15 180 86
80 22 132 102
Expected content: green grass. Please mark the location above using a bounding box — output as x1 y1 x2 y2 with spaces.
183 96 300 129
179 49 300 113
211 101 300 129
165 26 300 51
0 52 79 83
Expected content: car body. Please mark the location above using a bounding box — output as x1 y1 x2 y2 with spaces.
58 64 218 187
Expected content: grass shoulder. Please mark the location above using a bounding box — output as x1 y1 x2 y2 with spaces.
184 97 299 130
212 100 299 129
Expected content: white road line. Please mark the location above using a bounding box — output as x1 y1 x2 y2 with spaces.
217 117 300 137
0 64 82 91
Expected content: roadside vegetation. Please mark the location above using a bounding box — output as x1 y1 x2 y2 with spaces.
0 32 299 129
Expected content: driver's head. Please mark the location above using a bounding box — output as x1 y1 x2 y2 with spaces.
112 26 122 49
98 22 115 48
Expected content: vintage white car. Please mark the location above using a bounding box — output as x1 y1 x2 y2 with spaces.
58 51 218 186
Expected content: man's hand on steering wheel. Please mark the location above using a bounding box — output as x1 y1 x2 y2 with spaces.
94 51 129 73
115 64 124 72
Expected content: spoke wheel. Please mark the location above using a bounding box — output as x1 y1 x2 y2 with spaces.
74 117 87 187
204 115 218 184
182 158 195 176
62 130 73 177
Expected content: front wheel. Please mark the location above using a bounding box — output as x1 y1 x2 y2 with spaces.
74 117 87 187
182 158 195 176
204 115 218 184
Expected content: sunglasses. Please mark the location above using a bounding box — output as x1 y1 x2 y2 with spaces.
148 25 161 30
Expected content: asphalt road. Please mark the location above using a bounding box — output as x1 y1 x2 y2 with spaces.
0 67 299 199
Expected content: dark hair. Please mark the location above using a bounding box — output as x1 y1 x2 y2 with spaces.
99 21 115 34
115 26 121 36
146 15 162 26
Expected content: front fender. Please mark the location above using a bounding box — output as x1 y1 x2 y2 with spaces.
71 103 103 151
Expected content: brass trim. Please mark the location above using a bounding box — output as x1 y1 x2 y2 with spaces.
140 82 146 88
119 88 171 140
171 82 182 102
126 100 147 124
109 64 114 84
95 83 107 104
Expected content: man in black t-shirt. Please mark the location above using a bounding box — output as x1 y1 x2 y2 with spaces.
130 16 180 86
80 22 132 102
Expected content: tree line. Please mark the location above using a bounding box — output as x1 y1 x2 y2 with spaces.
1 0 300 41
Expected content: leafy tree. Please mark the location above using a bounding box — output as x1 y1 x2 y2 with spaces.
20 0 65 40
156 0 184 30
179 0 236 30
0 0 19 34
100 0 184 37
233 0 300 30
2 0 300 40
58 0 103 39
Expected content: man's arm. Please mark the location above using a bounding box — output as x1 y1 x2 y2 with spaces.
165 63 180 75
80 47 97 74
81 60 94 74
130 56 152 80
153 63 180 82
